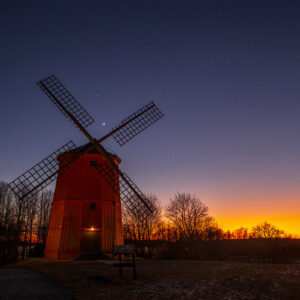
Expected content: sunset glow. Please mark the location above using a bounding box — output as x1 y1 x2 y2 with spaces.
157 187 300 236
216 215 300 237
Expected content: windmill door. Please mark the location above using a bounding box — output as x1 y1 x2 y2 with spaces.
80 230 101 252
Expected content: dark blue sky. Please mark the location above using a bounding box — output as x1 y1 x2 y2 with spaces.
1 1 300 232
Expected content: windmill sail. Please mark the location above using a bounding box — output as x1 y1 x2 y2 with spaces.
9 141 77 200
94 161 154 219
112 101 164 146
37 75 95 128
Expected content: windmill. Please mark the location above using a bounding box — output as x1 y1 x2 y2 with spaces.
9 75 164 259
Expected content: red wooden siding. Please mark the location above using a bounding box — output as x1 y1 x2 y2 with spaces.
44 151 123 259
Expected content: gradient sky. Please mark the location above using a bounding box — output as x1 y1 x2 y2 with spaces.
1 1 300 235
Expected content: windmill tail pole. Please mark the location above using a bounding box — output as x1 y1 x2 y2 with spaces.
39 82 153 214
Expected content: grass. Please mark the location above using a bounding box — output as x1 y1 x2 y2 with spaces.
4 258 300 299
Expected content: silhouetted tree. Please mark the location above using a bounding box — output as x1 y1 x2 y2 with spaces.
123 194 162 241
251 222 284 239
232 227 249 239
165 192 210 240
0 182 18 263
0 182 14 235
36 190 53 245
205 221 224 240
223 230 232 240
0 182 53 262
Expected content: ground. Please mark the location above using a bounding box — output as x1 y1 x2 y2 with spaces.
1 258 300 299
0 268 71 299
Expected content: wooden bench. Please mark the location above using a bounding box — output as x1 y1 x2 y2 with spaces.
112 245 136 280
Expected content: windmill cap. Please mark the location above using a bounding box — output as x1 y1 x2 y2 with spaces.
62 142 121 163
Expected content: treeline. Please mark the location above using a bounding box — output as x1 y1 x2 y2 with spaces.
0 182 52 264
123 192 289 242
123 192 300 262
0 181 299 264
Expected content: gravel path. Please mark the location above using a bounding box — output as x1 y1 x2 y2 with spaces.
0 268 72 300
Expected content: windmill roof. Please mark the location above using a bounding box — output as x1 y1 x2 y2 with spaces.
67 142 121 163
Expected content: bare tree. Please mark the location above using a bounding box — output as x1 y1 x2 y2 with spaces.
0 182 18 262
0 182 14 234
251 222 284 239
36 190 53 245
231 227 249 239
123 194 162 241
0 182 53 261
222 230 232 240
165 192 209 240
21 194 39 259
200 217 224 240
14 186 28 242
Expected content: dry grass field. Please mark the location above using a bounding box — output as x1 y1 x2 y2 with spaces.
5 258 300 299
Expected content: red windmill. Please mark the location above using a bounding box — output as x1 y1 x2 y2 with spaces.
9 75 164 259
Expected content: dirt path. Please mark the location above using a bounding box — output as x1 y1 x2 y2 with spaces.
0 268 72 299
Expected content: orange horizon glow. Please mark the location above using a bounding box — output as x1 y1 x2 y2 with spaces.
208 191 300 236
157 188 300 237
215 215 300 237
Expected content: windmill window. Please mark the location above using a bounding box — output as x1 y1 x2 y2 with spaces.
89 202 96 210
90 160 97 166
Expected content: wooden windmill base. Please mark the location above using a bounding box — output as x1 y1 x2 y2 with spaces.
44 151 123 260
